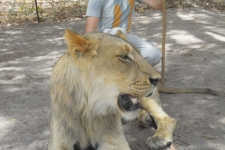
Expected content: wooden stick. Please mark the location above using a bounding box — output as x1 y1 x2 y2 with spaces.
161 0 166 84
34 0 40 23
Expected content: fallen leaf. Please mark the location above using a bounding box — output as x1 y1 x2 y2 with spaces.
11 118 16 121
205 96 215 100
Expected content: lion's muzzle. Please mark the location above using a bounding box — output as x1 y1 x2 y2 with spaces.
149 77 160 86
118 94 141 111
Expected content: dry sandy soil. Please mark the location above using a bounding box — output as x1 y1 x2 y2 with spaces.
0 7 225 150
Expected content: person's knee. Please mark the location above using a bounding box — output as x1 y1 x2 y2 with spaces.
140 44 162 66
144 51 162 66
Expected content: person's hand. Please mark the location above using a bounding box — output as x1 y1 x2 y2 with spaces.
141 0 163 10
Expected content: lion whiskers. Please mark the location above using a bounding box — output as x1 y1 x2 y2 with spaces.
130 83 154 97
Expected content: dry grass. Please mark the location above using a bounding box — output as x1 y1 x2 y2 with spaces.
0 0 87 27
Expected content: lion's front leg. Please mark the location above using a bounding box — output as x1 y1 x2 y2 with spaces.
140 88 177 150
97 133 131 150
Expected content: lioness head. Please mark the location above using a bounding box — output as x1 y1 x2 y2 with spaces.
62 29 161 120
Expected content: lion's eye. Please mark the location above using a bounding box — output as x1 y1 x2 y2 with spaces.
118 55 131 61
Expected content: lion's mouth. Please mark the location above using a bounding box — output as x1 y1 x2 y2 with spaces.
146 91 153 97
118 94 141 111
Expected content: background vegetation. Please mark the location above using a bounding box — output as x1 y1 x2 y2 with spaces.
0 0 224 27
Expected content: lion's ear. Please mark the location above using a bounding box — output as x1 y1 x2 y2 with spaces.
115 30 127 40
64 29 98 58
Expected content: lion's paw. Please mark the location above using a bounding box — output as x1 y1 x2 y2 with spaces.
138 115 152 128
147 135 172 150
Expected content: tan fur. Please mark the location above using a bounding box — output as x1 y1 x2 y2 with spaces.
140 88 177 149
48 29 176 150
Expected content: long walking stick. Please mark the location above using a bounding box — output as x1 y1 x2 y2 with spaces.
161 0 166 84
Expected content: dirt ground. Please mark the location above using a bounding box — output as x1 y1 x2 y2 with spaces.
0 6 225 150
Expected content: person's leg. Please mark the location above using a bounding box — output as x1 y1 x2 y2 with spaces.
127 33 162 66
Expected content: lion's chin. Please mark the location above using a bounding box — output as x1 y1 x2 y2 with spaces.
118 94 141 112
121 109 140 122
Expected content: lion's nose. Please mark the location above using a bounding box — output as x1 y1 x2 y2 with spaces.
149 77 159 86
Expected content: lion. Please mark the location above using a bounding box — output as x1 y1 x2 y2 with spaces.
48 29 177 150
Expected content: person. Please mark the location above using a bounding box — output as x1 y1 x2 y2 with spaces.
85 1 178 149
85 0 162 66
